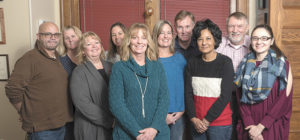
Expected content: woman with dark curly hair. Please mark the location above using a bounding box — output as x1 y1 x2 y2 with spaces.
185 19 234 139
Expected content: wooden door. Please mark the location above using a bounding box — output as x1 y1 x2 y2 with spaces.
270 0 300 139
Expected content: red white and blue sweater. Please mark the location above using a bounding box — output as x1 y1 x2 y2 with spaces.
185 53 234 126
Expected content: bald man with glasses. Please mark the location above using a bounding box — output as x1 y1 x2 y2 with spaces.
6 22 73 140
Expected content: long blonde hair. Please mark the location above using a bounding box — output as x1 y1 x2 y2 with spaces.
120 23 157 61
152 20 175 54
77 32 105 64
57 25 82 56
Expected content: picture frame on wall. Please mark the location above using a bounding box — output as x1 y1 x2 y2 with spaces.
0 54 10 81
0 8 6 44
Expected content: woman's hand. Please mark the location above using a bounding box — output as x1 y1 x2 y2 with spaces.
191 117 208 133
137 128 158 140
166 113 176 125
252 134 264 140
173 111 184 120
202 118 210 128
166 112 184 125
246 124 265 138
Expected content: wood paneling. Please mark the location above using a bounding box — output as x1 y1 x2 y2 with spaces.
145 0 160 34
292 79 300 97
290 112 300 131
292 97 300 112
282 10 300 27
289 132 300 140
283 0 300 8
270 0 300 139
60 0 80 28
282 29 300 43
281 45 300 79
236 0 249 17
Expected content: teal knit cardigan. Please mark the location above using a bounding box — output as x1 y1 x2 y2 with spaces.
109 56 170 140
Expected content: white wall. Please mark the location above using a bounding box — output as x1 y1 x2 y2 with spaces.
0 0 60 139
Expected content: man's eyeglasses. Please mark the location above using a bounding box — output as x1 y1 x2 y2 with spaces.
251 36 272 41
39 32 62 38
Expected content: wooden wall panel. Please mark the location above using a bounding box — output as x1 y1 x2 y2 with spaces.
282 28 300 42
290 133 300 140
145 0 160 34
292 97 300 111
270 0 300 139
283 0 300 8
61 0 80 28
290 112 300 131
282 10 300 27
236 0 249 17
292 79 300 97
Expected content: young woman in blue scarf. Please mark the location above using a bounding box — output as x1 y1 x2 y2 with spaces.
234 24 293 140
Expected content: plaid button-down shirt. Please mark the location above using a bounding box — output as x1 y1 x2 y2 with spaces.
216 36 251 73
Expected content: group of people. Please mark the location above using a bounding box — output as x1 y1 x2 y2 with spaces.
5 10 293 140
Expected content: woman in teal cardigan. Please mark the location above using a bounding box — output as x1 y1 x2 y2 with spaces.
109 23 170 140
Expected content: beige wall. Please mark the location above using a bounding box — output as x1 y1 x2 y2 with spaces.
0 0 60 139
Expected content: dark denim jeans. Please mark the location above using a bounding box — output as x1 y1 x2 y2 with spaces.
192 125 232 140
27 126 65 140
169 115 185 140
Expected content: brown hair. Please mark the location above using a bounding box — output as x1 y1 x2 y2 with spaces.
250 24 285 58
107 22 127 60
174 10 195 27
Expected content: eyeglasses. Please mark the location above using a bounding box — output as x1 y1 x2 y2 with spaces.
39 32 62 38
251 36 272 41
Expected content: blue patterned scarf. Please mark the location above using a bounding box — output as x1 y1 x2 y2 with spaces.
234 49 287 104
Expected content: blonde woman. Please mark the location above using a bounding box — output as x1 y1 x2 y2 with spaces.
58 26 82 76
152 20 186 140
57 25 82 140
109 23 170 140
70 32 113 140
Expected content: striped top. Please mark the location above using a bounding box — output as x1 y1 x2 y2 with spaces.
185 53 234 126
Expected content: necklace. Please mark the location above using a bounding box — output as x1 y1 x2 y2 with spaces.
135 73 148 118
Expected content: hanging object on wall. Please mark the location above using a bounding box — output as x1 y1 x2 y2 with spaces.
0 8 6 44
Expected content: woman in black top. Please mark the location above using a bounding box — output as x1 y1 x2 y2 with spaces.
185 19 234 140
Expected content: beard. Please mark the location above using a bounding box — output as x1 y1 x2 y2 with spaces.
228 33 244 45
41 40 59 50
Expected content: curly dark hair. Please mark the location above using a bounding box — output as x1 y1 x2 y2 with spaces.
192 19 222 49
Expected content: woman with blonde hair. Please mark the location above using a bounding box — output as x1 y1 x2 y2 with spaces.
57 25 82 140
58 26 82 75
152 20 186 140
70 32 113 140
109 23 170 140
